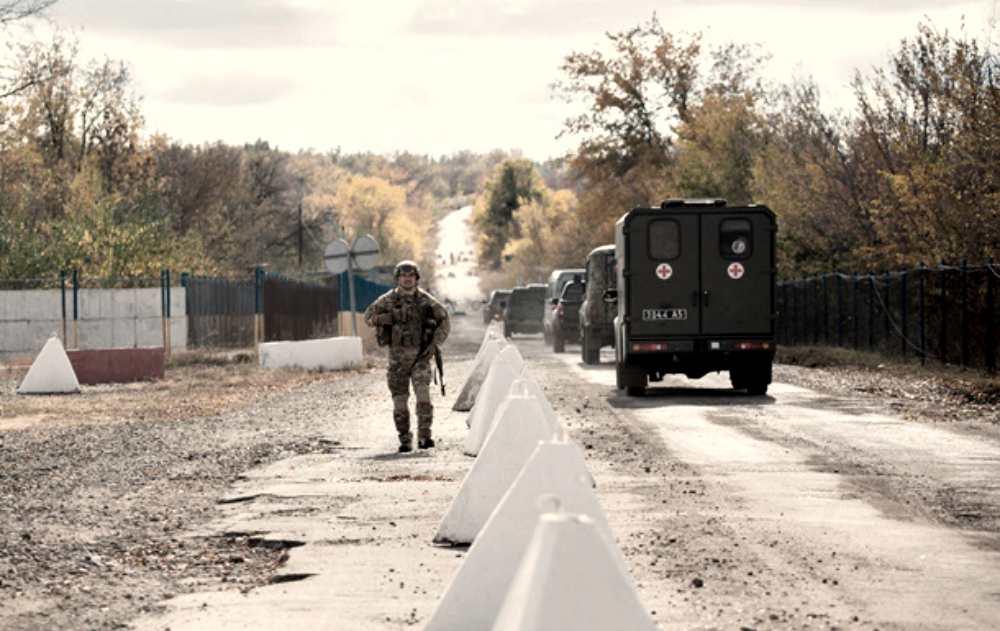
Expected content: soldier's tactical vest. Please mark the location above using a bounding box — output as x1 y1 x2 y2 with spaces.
376 292 438 349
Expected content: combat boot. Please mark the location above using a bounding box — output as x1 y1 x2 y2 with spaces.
416 402 434 449
398 432 413 453
394 409 413 453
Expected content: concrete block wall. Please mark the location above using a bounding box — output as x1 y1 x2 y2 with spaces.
0 287 186 360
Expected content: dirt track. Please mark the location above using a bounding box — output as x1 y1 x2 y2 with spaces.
3 203 1000 629
3 312 1000 629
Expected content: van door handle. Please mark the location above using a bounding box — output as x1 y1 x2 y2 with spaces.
702 289 711 307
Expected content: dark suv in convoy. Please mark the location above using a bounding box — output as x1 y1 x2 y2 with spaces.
611 199 777 396
542 268 585 344
551 279 585 353
482 289 512 324
503 284 547 337
580 244 616 365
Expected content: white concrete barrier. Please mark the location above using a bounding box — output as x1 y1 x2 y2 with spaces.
17 336 80 395
463 354 522 455
434 394 559 545
453 337 507 411
258 336 363 371
425 441 614 631
492 513 659 631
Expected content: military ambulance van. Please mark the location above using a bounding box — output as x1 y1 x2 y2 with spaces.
610 199 776 395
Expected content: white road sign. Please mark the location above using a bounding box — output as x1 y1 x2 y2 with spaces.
324 239 350 275
351 235 380 271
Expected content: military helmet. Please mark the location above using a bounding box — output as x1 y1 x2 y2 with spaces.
393 260 420 279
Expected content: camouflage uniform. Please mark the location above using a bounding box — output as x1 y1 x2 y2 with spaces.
364 286 450 449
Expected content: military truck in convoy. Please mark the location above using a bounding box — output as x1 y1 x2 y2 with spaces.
610 199 777 395
542 268 585 344
503 284 547 337
482 288 512 324
550 278 585 353
579 244 616 365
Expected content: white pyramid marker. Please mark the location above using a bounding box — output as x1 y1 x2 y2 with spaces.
491 512 660 631
425 441 619 631
453 336 507 411
507 376 564 439
16 336 80 395
463 346 525 454
434 394 560 545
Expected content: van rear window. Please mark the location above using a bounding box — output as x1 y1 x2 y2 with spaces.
720 218 752 260
648 219 680 260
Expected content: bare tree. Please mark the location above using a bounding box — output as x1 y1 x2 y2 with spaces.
0 0 56 27
0 1 59 98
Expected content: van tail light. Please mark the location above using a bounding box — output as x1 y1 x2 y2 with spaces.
734 341 771 350
631 342 669 352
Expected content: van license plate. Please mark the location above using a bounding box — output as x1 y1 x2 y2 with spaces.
643 308 688 321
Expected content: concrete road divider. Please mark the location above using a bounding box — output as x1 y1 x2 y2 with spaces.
16 336 80 395
462 347 525 454
434 393 560 545
491 512 660 631
507 376 564 440
453 336 507 412
425 440 617 631
258 336 363 371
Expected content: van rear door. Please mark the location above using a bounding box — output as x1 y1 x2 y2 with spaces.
700 211 774 335
627 213 700 337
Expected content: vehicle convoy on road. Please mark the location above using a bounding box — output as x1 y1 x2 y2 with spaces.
611 198 777 396
542 268 584 344
550 278 585 353
503 284 546 337
579 244 616 365
482 289 512 324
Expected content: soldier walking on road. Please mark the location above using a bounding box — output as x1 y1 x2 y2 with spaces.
364 260 451 452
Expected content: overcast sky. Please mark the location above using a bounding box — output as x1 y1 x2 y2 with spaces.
42 0 997 160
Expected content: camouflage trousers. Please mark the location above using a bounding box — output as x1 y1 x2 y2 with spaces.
388 347 434 442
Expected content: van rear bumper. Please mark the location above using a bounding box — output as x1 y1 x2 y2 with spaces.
623 338 775 379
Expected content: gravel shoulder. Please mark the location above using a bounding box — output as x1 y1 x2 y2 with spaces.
2 327 998 630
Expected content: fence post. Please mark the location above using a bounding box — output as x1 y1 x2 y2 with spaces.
822 274 829 344
254 267 264 351
165 270 172 360
961 259 968 368
868 273 875 350
815 277 822 345
901 269 908 359
836 273 844 347
939 261 948 365
160 269 168 355
883 271 891 353
919 263 926 366
60 270 67 345
781 282 787 344
987 258 996 374
852 273 859 349
72 269 79 349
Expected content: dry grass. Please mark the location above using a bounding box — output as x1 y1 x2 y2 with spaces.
0 349 356 430
778 345 1000 406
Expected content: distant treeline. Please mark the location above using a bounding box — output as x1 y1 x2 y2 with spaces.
473 16 999 288
0 33 527 284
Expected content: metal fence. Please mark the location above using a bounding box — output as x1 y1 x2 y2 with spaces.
262 273 340 342
1 268 393 355
184 275 256 348
777 261 998 373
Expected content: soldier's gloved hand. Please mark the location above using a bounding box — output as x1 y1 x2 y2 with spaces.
417 346 435 362
375 313 394 325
